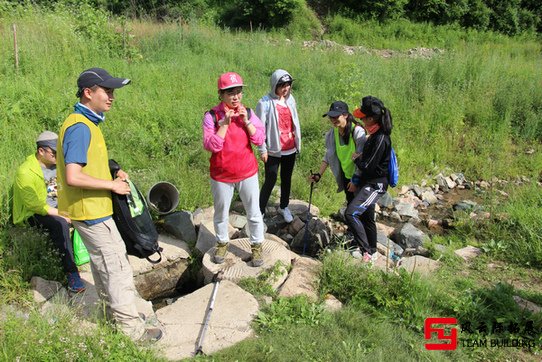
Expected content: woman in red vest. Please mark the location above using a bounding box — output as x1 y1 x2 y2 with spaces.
202 72 266 267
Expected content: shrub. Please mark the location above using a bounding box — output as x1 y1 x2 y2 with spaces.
219 0 303 30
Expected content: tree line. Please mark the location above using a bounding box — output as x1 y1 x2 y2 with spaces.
4 0 541 35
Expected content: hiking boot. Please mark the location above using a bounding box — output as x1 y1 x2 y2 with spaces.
139 327 163 343
213 242 228 264
67 271 86 293
278 207 293 223
251 243 263 267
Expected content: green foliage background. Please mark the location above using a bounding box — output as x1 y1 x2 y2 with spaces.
0 3 542 360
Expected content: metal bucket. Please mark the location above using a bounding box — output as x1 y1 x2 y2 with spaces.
147 181 179 215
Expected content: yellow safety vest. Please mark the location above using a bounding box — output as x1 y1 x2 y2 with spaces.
57 114 113 220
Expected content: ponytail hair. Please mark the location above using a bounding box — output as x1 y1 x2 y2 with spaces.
342 113 360 143
379 107 393 135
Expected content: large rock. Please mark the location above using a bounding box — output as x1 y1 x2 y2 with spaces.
201 238 291 285
395 223 430 249
290 217 332 255
156 280 259 359
193 206 214 226
394 202 419 219
161 211 197 243
278 255 321 301
454 246 482 261
31 276 63 304
286 199 320 218
377 192 394 209
129 234 191 300
377 232 404 256
398 255 440 276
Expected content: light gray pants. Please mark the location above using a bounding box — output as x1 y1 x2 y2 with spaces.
211 173 264 244
73 218 145 340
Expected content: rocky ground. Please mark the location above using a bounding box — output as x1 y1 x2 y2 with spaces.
28 171 542 360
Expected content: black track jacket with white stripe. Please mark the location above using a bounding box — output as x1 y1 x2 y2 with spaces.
354 129 391 185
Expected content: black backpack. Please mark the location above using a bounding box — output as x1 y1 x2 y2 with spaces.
109 160 162 264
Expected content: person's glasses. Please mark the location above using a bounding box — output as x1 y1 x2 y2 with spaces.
47 148 56 157
225 88 243 96
328 115 340 121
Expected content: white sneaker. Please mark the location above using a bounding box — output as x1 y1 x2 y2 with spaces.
279 207 293 223
351 247 363 259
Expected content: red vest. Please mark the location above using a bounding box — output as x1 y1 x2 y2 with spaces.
209 106 258 183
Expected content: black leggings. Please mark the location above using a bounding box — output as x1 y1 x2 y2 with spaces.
28 214 77 273
344 182 387 254
259 153 296 213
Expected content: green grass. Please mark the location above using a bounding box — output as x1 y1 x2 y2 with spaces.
0 303 163 361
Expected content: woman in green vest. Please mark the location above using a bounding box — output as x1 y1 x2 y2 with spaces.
309 101 366 205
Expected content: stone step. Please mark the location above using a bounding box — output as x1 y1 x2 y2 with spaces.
201 238 292 285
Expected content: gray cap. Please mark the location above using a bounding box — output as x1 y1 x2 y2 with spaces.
36 131 58 151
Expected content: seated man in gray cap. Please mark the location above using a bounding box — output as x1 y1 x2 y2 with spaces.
12 131 86 293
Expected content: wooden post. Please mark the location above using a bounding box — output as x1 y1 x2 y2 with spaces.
12 23 19 71
249 20 253 33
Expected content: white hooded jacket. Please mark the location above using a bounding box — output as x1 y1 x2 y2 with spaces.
256 69 301 157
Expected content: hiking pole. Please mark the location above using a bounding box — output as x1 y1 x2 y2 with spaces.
302 171 316 255
195 271 224 356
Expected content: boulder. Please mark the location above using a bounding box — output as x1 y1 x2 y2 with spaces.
396 223 430 249
454 246 482 261
290 217 332 255
161 211 197 243
377 192 394 209
323 294 343 312
287 199 320 218
193 206 214 226
31 276 63 304
156 280 259 359
278 256 321 301
398 255 440 276
395 202 419 219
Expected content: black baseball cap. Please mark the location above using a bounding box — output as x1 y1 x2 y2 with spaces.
322 101 349 118
277 74 293 85
354 96 385 118
76 67 131 96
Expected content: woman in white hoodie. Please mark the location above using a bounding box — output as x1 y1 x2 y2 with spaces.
256 69 301 223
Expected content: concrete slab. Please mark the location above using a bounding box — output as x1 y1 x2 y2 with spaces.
155 280 259 360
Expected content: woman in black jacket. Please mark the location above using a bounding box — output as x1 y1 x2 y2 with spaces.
346 96 393 262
